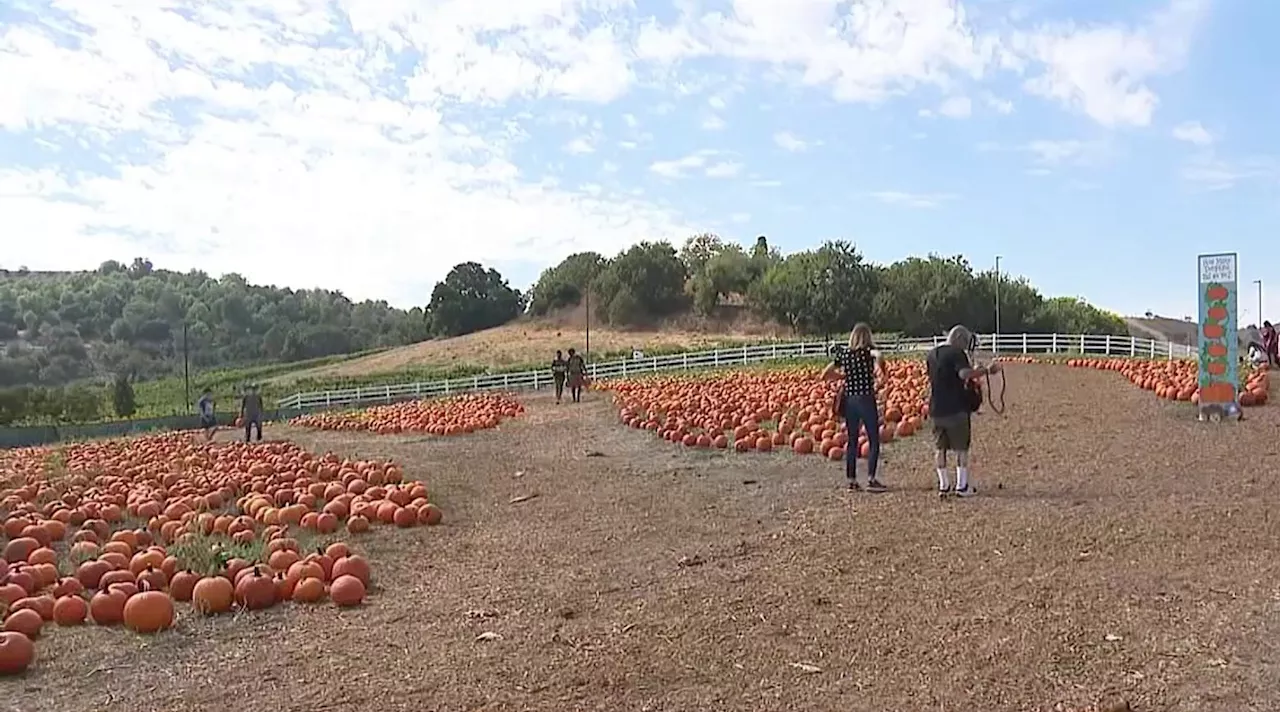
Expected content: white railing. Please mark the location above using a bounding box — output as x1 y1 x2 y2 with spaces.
276 333 1194 412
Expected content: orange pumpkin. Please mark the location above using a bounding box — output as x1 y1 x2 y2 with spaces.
329 575 366 607
3 609 43 638
291 577 325 603
0 631 35 675
123 589 174 634
331 555 371 586
191 577 234 616
233 567 276 610
52 596 89 626
89 589 128 625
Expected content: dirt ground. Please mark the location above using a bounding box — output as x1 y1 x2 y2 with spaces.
270 323 776 384
9 364 1280 712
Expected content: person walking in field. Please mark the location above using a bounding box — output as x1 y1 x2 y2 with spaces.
823 323 888 492
196 388 217 442
926 325 1000 498
566 348 586 403
551 350 568 404
240 384 264 442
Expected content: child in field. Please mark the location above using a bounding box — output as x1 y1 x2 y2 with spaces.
197 389 217 441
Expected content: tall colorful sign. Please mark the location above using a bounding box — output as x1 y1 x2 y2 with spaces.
1197 253 1238 417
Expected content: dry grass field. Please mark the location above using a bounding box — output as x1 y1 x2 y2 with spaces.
270 311 789 384
11 364 1280 712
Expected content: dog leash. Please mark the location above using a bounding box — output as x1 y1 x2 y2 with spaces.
985 367 1007 415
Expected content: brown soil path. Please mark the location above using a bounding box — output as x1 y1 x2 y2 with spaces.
10 365 1280 712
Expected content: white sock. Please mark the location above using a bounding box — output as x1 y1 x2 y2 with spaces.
936 468 950 490
956 467 969 491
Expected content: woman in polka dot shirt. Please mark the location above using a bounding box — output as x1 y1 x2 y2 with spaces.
822 323 888 492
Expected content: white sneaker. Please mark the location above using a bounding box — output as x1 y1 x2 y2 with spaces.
954 485 978 498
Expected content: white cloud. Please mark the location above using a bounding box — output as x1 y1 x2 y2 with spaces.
1009 0 1208 127
701 115 727 130
705 161 742 178
773 131 810 152
0 0 1220 308
650 151 711 178
986 95 1015 114
938 96 973 118
729 212 751 223
0 0 689 306
564 136 596 154
1180 154 1277 191
1172 121 1214 146
981 139 1106 169
868 191 957 208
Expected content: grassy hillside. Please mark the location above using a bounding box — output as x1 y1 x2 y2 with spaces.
271 303 788 385
0 260 429 389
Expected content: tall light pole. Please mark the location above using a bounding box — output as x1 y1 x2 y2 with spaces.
994 255 1002 354
1254 279 1263 326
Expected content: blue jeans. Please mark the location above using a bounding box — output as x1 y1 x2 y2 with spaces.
844 393 880 481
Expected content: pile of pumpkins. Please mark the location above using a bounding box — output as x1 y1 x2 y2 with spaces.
1 534 371 676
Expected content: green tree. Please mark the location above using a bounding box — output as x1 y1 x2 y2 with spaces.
0 257 437 387
591 242 688 325
1033 297 1126 335
678 233 725 277
425 262 524 337
528 252 606 315
692 244 754 315
111 374 137 418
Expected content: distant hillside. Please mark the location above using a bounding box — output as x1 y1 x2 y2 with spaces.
269 304 789 384
0 259 430 388
1124 315 1253 348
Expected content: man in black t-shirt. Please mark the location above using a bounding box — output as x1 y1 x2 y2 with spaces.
927 325 1000 498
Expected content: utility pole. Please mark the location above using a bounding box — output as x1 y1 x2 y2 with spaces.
1254 279 1263 325
182 321 191 413
994 255 1002 354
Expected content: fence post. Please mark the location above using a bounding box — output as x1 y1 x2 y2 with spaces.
1105 335 1112 355
384 385 391 403
473 376 479 390
1149 340 1154 358
1130 338 1136 357
742 345 748 364
1052 333 1058 353
1021 333 1027 353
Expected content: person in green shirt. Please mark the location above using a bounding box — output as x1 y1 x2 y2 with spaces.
551 350 568 404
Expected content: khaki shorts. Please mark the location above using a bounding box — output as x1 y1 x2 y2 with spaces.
932 413 971 452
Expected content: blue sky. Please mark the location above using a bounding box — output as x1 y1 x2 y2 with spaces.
0 0 1277 324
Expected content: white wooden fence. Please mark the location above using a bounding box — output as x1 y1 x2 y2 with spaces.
276 333 1194 412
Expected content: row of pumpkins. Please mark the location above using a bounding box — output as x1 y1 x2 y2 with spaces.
1 538 371 675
